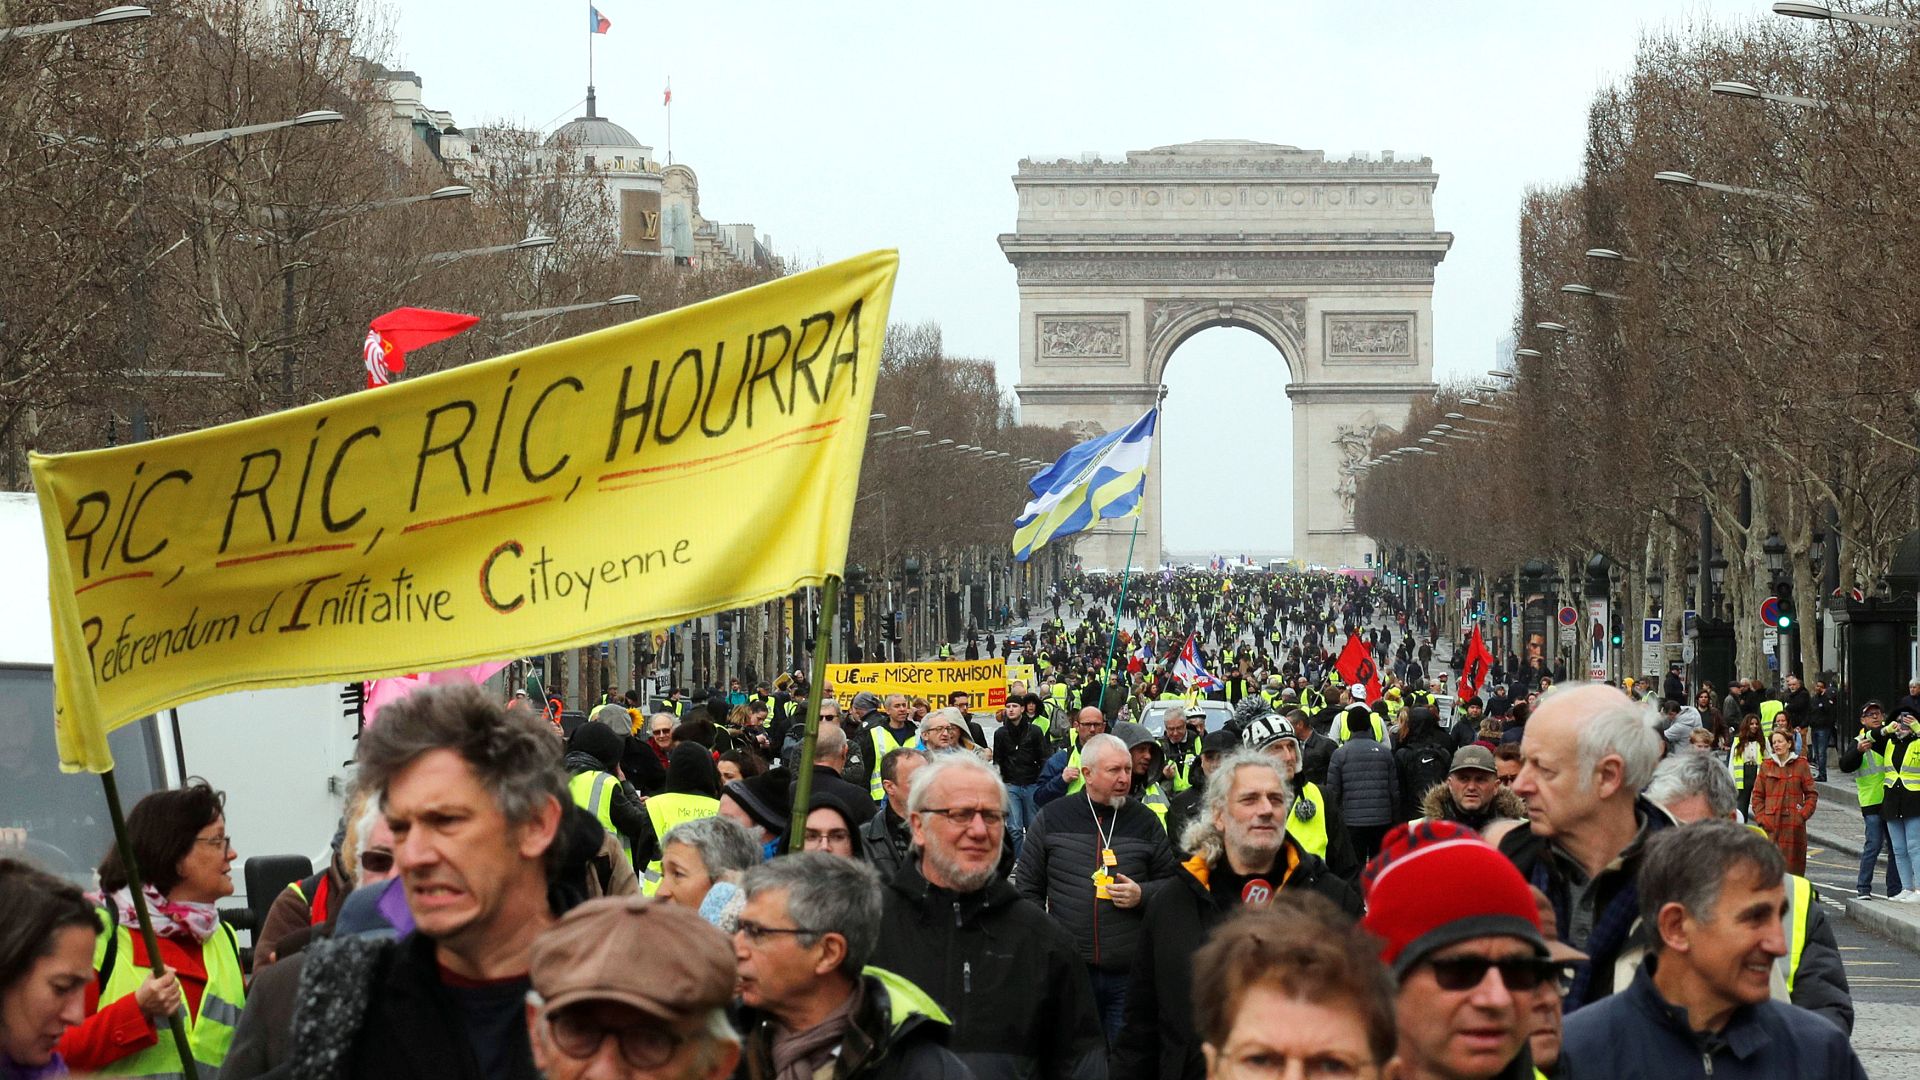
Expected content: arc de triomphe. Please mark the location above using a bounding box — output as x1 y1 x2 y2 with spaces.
1000 140 1450 570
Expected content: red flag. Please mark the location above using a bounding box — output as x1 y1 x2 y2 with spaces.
662 81 672 106
363 307 479 389
1335 632 1381 704
1460 625 1494 705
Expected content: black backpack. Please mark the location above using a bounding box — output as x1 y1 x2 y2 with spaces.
1404 742 1453 803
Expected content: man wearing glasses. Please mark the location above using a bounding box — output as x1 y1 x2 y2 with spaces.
733 853 969 1079
526 895 739 1080
871 756 1107 1080
1364 821 1556 1080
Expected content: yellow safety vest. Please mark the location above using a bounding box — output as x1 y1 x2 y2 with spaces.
1783 873 1811 993
643 792 719 893
1335 713 1385 743
1066 747 1084 796
569 769 633 866
1286 781 1330 859
1140 783 1171 825
1855 737 1892 808
868 725 911 800
1730 744 1760 793
91 907 246 1078
1889 737 1920 791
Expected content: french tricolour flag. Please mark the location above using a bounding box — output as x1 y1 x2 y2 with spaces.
590 6 611 33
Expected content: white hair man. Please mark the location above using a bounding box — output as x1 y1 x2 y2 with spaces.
1496 682 1671 1012
1112 751 1360 1079
868 755 1107 1080
1014 733 1177 1042
1645 750 1854 1034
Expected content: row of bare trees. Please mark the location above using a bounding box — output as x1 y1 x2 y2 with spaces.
1355 4 1920 682
0 0 774 488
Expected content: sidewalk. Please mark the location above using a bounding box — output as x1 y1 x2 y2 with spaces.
1804 775 1920 952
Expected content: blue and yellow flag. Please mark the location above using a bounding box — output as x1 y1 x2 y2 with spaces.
1012 407 1157 562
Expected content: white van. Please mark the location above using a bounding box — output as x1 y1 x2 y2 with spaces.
2 491 362 918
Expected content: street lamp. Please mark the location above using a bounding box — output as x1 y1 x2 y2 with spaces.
1534 321 1570 334
1655 169 1811 207
421 234 557 264
1560 283 1625 300
1586 247 1639 263
0 4 148 40
1514 348 1542 359
151 109 345 149
1772 1 1920 28
1763 532 1787 580
498 293 642 321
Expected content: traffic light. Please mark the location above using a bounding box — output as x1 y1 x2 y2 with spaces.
1609 618 1623 648
1778 610 1793 630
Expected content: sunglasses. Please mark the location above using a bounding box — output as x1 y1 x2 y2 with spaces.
359 849 394 875
546 1008 683 1068
1426 955 1562 993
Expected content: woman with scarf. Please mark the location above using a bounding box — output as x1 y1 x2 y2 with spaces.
1752 728 1818 874
56 780 245 1076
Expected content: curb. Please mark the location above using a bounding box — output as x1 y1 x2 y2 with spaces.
1841 895 1920 953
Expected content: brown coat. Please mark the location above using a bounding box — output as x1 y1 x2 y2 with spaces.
1752 754 1817 875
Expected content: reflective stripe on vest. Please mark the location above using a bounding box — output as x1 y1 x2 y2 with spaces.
643 793 720 894
1856 743 1891 808
869 726 906 800
1286 781 1330 859
1140 784 1170 824
1784 873 1811 993
91 908 245 1078
1891 738 1920 791
568 770 633 867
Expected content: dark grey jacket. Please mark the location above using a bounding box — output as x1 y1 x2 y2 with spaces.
1325 731 1400 827
1013 793 1177 971
870 859 1107 1080
1562 961 1865 1080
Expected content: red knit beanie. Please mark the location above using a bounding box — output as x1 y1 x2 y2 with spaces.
1361 820 1546 978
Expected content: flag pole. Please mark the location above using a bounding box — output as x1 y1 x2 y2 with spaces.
1097 513 1142 716
665 76 672 164
785 574 840 849
100 769 200 1080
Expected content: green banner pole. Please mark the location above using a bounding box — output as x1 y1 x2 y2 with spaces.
1097 514 1143 714
786 575 841 848
100 769 200 1080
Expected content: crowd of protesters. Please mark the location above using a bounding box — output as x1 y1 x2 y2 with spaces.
0 567 1886 1079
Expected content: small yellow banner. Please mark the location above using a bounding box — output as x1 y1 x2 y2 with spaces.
1006 662 1036 689
34 251 898 771
826 659 1008 713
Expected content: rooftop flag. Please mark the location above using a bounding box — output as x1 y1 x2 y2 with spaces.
590 5 610 33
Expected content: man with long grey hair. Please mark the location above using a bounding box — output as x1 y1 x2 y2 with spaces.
1113 751 1360 1080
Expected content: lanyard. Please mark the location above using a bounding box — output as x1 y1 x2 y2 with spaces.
1088 792 1115 855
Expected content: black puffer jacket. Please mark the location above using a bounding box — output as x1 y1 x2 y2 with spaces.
1112 845 1361 1080
1325 725 1400 827
1014 789 1178 971
870 859 1107 1080
993 714 1051 787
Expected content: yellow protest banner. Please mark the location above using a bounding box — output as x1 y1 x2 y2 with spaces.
33 251 898 771
825 659 1008 713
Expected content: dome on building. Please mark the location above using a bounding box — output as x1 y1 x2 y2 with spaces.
546 87 644 149
548 115 640 149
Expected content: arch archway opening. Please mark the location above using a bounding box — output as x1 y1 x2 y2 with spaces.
1158 325 1294 564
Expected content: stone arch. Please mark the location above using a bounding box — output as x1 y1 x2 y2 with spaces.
1000 140 1451 569
1146 300 1303 388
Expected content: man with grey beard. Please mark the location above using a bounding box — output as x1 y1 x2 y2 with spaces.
1112 751 1361 1080
870 755 1107 1080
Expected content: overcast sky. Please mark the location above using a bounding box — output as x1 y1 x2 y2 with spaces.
389 0 1763 554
